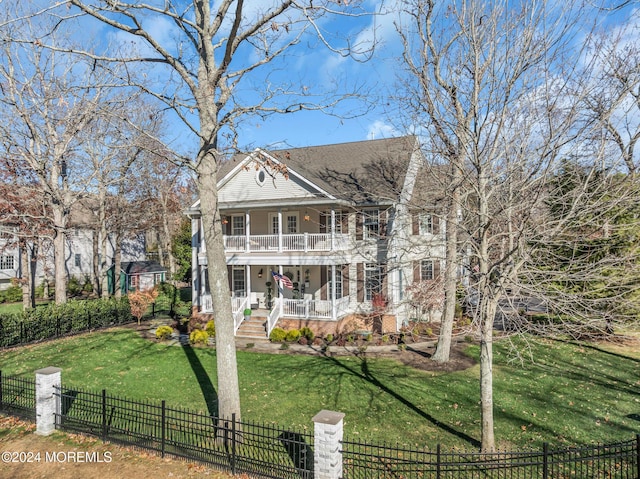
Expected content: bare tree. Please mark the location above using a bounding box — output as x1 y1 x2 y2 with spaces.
582 18 640 174
393 0 609 451
128 141 192 282
37 0 377 423
0 12 134 304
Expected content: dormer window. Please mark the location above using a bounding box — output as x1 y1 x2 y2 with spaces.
255 168 266 186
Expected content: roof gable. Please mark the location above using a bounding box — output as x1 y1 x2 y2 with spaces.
217 151 331 206
216 136 421 206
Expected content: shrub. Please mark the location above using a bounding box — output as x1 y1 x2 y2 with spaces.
325 333 334 343
155 325 174 340
0 297 131 348
280 342 290 350
299 326 315 341
205 320 216 338
1 285 22 303
67 276 83 296
381 334 389 343
298 336 308 346
82 275 93 293
243 308 252 316
285 329 301 342
189 329 209 345
269 327 287 342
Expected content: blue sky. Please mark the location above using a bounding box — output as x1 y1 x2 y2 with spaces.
222 0 640 152
50 0 640 155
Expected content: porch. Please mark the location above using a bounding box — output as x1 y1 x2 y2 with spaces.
201 294 352 338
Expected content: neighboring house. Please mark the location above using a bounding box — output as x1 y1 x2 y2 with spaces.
187 136 447 338
0 200 146 292
0 245 20 292
107 261 167 295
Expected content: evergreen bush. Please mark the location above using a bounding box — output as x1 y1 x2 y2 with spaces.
269 327 287 342
189 328 209 345
205 320 215 338
155 325 174 340
285 329 301 342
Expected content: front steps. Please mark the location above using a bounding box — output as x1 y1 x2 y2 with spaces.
236 316 269 341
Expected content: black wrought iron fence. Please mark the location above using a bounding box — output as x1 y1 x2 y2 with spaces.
1 371 638 479
54 385 313 479
341 436 640 479
0 372 36 420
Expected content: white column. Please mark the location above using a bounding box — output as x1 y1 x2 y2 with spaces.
313 410 345 479
35 367 62 436
245 210 251 253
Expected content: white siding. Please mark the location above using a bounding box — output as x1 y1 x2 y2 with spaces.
219 166 320 203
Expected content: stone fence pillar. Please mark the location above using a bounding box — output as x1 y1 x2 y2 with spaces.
35 367 62 436
313 409 345 479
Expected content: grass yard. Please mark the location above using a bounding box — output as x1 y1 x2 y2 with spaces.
0 327 638 450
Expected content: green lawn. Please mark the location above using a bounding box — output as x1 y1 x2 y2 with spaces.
0 328 638 450
0 302 29 314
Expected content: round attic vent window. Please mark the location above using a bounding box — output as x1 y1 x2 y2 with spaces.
256 168 266 186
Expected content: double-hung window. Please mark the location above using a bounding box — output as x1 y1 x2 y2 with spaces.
365 263 383 301
421 260 434 281
0 255 15 270
419 213 433 235
363 209 379 239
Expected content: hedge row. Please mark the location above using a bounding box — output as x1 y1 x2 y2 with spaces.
0 298 132 348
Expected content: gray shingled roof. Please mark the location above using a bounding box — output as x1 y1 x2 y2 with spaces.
219 136 420 205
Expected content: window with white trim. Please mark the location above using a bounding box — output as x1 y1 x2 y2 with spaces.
0 255 15 270
363 209 379 239
419 213 433 235
365 263 383 301
326 266 344 299
231 215 245 235
232 266 245 296
421 260 434 281
286 213 298 233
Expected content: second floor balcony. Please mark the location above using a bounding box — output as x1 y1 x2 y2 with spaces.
223 233 349 253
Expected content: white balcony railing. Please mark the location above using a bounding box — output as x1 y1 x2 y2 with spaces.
223 233 349 253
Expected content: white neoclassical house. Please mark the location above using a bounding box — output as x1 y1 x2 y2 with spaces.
187 136 447 339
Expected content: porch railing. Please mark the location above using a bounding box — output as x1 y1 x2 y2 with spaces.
266 298 282 336
282 299 333 319
233 297 249 333
223 233 348 253
199 294 245 318
202 293 212 313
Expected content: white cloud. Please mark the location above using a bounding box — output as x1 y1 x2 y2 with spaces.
367 120 398 139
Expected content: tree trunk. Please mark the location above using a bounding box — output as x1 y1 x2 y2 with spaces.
432 171 461 363
20 241 30 310
198 150 242 423
92 228 100 296
52 205 67 304
162 209 177 281
100 198 109 298
479 295 497 452
29 243 38 309
114 232 122 299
